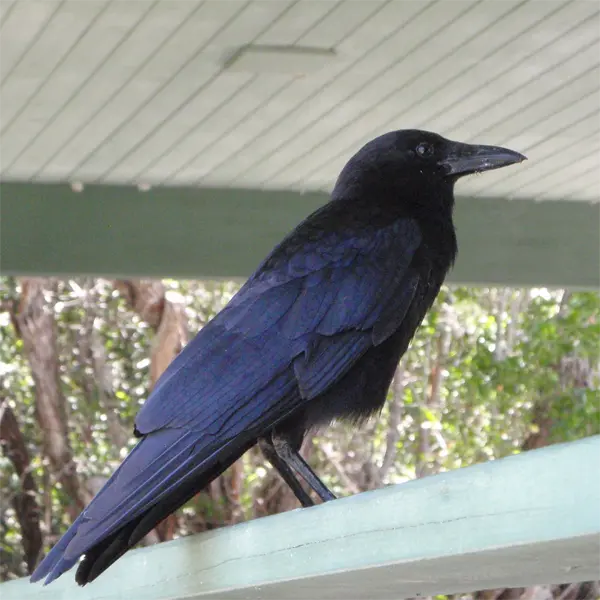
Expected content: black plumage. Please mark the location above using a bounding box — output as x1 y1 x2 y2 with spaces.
31 129 525 586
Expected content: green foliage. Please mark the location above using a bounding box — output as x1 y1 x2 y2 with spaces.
0 277 598 583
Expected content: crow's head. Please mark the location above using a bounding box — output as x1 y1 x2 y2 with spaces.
333 129 526 199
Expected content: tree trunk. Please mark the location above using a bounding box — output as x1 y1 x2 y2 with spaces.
114 280 190 541
13 279 90 511
89 324 130 451
379 360 406 484
114 281 188 387
75 280 130 452
416 331 448 478
0 396 43 573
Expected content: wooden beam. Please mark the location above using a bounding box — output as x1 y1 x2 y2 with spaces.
2 436 599 600
1 183 598 288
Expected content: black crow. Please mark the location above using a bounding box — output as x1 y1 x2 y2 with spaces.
31 129 525 586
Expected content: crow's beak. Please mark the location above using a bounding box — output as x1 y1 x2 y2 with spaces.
440 141 527 177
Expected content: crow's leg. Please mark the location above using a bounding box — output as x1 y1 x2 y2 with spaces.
271 431 337 503
258 435 314 507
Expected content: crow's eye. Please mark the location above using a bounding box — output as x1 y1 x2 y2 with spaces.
416 143 434 157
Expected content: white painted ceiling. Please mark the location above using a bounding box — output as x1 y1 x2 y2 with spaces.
0 0 599 202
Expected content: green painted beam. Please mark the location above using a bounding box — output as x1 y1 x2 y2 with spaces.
2 436 599 600
1 182 599 288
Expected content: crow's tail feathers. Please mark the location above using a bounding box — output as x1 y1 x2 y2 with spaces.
30 428 252 586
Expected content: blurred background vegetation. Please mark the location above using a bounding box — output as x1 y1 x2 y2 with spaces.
0 276 598 599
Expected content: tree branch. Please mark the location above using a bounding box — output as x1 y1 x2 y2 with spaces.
0 396 43 573
14 279 90 511
379 361 405 483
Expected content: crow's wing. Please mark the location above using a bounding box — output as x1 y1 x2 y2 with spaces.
32 217 422 584
136 216 422 431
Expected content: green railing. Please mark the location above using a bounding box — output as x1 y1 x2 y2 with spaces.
3 435 599 600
